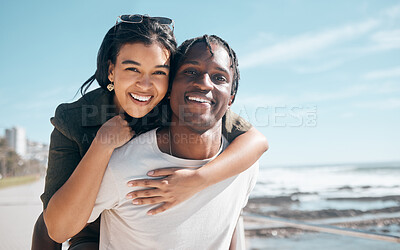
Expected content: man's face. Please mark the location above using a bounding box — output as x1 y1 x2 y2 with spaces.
170 42 234 132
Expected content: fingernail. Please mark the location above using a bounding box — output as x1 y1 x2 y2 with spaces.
132 200 139 205
147 211 154 215
147 171 154 176
126 194 132 199
127 182 133 187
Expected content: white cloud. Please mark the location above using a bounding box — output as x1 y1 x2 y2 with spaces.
381 3 400 19
235 83 400 108
363 29 400 52
340 112 354 118
354 98 400 109
240 19 380 68
292 60 343 74
240 3 400 70
364 66 400 80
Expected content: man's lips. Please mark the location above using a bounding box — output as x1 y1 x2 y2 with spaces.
185 94 214 105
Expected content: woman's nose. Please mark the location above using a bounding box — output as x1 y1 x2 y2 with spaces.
135 75 152 90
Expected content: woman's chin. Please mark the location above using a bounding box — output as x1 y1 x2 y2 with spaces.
124 107 152 119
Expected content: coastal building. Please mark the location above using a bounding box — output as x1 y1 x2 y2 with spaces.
5 127 26 157
26 140 49 166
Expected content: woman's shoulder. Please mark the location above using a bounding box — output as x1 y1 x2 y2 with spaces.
54 88 108 114
51 88 111 138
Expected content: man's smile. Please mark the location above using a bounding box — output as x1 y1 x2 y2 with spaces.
185 93 214 107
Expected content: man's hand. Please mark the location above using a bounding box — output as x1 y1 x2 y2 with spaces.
126 168 208 215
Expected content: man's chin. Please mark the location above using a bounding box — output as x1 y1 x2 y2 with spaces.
180 117 222 133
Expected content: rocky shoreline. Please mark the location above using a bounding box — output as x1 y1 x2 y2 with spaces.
243 195 400 239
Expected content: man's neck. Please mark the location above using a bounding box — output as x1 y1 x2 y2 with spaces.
156 121 222 160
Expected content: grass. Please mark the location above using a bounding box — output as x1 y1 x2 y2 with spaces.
0 175 40 189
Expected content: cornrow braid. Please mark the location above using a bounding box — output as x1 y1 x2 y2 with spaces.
170 34 240 103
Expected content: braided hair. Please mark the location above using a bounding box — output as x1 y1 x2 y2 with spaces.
170 35 240 103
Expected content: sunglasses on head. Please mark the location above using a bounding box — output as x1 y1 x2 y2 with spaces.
115 14 174 32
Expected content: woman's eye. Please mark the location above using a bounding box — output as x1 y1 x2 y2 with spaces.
154 71 167 75
126 67 139 72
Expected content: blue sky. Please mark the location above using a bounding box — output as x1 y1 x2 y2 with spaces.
1 0 399 166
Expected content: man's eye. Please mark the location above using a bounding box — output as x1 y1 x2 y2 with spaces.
214 75 227 82
184 70 197 76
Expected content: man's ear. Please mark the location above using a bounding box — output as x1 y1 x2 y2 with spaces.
108 60 115 82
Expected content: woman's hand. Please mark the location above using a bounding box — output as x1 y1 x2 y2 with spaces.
94 114 134 150
126 168 209 215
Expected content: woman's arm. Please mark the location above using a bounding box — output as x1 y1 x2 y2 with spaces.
195 127 268 186
44 115 133 243
126 127 268 215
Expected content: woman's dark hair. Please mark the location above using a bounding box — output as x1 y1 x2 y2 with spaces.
80 16 177 95
169 35 240 103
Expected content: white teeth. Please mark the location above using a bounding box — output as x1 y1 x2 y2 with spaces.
187 96 211 104
130 93 151 102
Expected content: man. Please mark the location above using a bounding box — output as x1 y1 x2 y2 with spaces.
88 35 259 249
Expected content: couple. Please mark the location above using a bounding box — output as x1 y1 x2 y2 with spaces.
32 15 268 249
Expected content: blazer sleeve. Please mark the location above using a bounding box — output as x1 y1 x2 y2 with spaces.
40 104 82 210
40 127 81 210
222 109 253 143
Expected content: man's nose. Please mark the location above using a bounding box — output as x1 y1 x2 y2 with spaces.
194 73 213 91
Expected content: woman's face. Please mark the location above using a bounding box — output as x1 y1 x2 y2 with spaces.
109 42 170 118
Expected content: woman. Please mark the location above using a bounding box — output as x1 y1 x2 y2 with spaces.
32 14 268 249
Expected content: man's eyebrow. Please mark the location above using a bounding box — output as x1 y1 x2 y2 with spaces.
121 60 169 69
216 67 229 75
181 61 229 74
181 60 200 66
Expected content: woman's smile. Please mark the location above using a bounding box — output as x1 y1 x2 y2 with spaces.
129 92 153 105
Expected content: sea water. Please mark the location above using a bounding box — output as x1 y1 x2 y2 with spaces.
246 161 400 249
252 161 400 211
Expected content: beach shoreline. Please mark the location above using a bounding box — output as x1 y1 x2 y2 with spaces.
243 192 400 249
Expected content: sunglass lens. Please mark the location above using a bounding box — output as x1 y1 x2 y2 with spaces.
121 14 143 23
152 17 172 25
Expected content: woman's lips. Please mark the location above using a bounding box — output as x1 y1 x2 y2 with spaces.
129 93 153 105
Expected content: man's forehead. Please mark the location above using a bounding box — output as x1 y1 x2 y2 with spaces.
183 42 232 72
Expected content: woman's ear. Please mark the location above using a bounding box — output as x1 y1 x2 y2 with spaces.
228 95 235 107
108 60 115 82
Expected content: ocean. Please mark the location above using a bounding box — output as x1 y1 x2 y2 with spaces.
245 161 400 249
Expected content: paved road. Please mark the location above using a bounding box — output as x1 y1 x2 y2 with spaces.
0 178 44 250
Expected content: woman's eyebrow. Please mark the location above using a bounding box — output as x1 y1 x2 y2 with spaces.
122 60 169 69
122 60 140 65
155 64 170 69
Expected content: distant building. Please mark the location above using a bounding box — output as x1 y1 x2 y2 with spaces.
5 127 27 157
26 140 49 166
